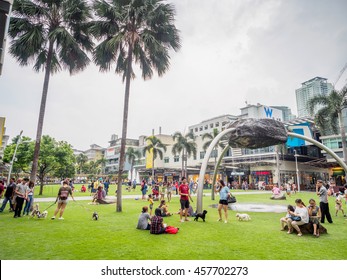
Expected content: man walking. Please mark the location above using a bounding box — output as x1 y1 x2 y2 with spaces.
0 178 16 212
316 180 333 223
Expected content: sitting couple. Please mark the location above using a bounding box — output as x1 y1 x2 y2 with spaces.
280 198 320 237
136 206 168 234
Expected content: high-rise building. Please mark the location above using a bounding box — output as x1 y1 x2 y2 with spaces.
295 77 333 117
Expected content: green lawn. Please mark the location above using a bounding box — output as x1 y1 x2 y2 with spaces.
0 191 346 260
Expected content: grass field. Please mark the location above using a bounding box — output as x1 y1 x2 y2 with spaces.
0 190 346 260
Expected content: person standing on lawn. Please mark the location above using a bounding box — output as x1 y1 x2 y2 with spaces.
179 177 193 222
217 180 230 223
316 180 333 224
0 178 16 212
13 178 28 218
51 180 75 220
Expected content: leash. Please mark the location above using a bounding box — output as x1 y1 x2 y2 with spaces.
74 200 92 212
42 202 56 212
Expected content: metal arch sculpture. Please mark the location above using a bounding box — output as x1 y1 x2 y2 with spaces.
196 118 347 213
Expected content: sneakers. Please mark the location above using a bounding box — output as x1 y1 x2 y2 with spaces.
180 219 184 223
224 220 227 223
58 217 64 220
51 217 55 220
217 218 222 222
297 232 302 237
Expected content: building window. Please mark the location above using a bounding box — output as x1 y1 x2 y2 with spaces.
215 122 219 127
195 127 198 132
204 125 208 130
193 154 197 160
164 157 169 163
200 151 205 159
199 126 203 131
174 156 179 162
211 149 218 158
210 123 214 128
190 129 193 134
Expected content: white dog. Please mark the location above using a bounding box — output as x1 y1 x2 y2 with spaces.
236 213 251 221
39 210 48 218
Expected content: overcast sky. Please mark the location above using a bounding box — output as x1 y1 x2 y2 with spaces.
1 0 347 151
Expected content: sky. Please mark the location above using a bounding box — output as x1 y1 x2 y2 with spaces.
1 0 347 151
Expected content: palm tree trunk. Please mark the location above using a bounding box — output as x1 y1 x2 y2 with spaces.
116 42 134 212
338 112 347 163
181 149 185 178
152 157 155 181
30 41 54 183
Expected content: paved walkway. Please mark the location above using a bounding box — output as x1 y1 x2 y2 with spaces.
33 190 273 202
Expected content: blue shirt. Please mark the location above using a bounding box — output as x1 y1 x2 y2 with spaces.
220 186 230 200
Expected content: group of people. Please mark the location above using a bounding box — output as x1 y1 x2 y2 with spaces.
140 180 181 202
136 177 234 234
280 179 347 237
0 177 35 218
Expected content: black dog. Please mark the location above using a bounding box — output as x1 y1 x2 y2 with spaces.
194 210 208 222
92 211 99 220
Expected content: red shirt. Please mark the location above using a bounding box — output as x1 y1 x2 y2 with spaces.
179 184 189 201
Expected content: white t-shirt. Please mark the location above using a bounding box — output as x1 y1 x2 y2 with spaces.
294 206 309 223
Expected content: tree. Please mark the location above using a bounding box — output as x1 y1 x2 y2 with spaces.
172 131 197 178
76 153 88 174
308 85 347 163
3 136 34 176
9 0 94 182
36 136 76 195
90 0 181 212
53 141 76 180
126 147 141 183
143 136 167 180
96 157 107 175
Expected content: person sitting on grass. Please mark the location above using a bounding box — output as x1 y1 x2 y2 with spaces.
136 206 151 230
159 200 173 217
150 208 167 234
286 198 309 237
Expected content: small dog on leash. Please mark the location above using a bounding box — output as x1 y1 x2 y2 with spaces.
194 210 208 222
30 204 48 218
38 210 48 218
92 211 99 220
236 213 251 221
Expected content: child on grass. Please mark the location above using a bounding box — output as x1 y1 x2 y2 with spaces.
148 194 154 216
335 193 345 217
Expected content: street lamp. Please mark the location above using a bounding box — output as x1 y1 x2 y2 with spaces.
294 150 300 192
6 131 30 185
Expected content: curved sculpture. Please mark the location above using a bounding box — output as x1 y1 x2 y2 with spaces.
196 119 347 213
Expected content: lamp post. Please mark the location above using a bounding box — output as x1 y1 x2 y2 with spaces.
294 150 300 192
7 130 23 185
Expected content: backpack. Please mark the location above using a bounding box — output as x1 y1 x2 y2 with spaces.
165 226 179 234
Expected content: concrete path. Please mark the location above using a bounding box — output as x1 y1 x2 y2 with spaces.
33 190 273 202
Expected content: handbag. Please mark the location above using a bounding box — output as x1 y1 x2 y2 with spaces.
289 215 301 221
227 195 237 204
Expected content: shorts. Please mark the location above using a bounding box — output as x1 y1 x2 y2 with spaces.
180 199 189 209
58 199 68 204
149 204 153 210
219 199 228 205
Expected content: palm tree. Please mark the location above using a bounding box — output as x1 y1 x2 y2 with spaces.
172 131 197 178
96 157 107 174
76 153 88 174
90 0 180 212
202 128 226 169
308 85 347 163
125 147 141 183
9 0 93 182
143 136 167 181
